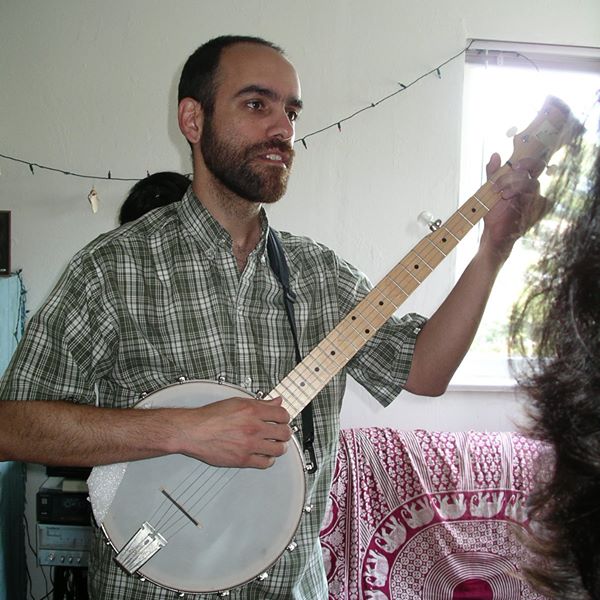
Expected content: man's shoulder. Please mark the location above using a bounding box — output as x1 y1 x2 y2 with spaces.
74 204 180 262
276 229 338 262
276 229 365 280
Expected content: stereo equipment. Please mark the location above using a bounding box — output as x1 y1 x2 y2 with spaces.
37 524 91 568
37 485 91 526
36 481 92 570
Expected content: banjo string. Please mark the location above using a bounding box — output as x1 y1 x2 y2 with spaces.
160 465 229 530
153 465 242 537
147 461 213 532
166 468 241 538
147 461 210 525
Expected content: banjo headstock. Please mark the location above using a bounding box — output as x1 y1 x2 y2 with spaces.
508 95 584 167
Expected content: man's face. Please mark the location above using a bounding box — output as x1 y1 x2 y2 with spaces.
199 43 302 204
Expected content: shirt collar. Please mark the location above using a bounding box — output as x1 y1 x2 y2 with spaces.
177 185 270 259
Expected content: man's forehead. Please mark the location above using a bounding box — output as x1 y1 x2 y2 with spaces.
217 43 301 99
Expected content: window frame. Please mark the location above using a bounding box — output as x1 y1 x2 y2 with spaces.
449 39 600 391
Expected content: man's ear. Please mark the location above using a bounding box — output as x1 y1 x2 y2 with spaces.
178 97 203 145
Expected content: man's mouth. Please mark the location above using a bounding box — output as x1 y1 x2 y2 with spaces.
252 141 293 169
265 153 285 163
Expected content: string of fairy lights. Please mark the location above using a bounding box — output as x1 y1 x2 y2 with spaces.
0 42 539 212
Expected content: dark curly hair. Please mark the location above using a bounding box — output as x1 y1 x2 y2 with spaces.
119 171 190 225
509 105 600 600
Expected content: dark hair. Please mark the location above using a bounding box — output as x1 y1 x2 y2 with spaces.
177 35 284 115
509 107 600 599
118 171 190 225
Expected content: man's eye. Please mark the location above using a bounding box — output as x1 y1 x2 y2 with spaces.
247 100 263 110
287 111 299 122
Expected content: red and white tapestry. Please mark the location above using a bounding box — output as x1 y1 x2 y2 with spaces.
319 428 548 600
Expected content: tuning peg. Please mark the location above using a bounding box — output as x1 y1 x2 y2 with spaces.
545 164 558 176
418 211 442 232
506 126 518 138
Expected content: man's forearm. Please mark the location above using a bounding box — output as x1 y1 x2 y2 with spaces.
0 395 292 469
404 244 505 396
0 400 175 466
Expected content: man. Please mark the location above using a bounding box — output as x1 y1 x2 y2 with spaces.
0 36 543 598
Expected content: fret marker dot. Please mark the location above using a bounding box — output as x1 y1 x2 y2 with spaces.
471 207 477 213
365 329 370 334
330 351 336 356
379 301 384 306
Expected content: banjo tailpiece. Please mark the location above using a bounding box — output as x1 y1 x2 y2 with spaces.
115 521 167 574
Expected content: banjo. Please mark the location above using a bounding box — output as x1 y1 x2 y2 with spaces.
88 96 579 595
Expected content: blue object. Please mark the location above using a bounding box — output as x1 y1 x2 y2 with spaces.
0 272 27 600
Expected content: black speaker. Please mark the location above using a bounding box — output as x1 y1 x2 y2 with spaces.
0 211 10 275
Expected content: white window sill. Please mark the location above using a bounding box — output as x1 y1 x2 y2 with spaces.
447 355 521 393
447 377 517 393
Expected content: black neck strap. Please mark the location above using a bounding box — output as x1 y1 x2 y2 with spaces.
266 229 317 474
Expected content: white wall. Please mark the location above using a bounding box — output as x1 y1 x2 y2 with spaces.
1 1 598 597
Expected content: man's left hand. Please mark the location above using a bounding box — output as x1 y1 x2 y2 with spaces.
482 153 548 260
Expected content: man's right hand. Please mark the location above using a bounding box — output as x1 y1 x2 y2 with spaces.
171 396 292 469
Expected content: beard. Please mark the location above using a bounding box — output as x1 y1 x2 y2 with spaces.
200 117 295 204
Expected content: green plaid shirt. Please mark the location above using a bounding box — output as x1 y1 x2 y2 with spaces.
0 188 425 599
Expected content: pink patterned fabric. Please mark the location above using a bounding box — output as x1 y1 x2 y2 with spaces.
319 429 548 600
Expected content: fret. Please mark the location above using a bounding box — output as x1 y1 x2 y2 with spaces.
428 225 460 250
302 352 336 383
272 379 307 414
422 236 448 260
287 370 319 400
399 251 433 283
444 212 474 240
360 290 394 321
444 197 487 239
375 276 410 307
323 327 364 359
413 238 447 269
457 201 484 225
342 301 390 337
297 355 339 387
411 249 434 271
386 263 422 294
471 193 488 210
383 261 417 288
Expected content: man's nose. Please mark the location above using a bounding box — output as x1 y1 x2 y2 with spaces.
267 109 294 142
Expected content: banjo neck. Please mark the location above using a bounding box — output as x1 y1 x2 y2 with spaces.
266 181 496 418
266 95 580 419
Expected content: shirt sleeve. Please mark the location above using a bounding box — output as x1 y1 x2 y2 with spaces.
334 254 428 407
0 249 118 404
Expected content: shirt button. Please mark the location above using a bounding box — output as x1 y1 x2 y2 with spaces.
244 376 253 388
205 249 214 260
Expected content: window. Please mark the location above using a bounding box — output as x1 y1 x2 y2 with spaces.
451 40 600 389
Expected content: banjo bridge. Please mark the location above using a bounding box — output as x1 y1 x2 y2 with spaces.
115 521 167 575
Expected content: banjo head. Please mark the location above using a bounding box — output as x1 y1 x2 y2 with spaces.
94 380 307 594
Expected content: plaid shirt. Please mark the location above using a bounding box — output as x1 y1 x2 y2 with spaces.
0 188 426 599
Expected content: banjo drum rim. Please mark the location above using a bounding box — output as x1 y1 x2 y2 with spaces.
96 378 309 594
